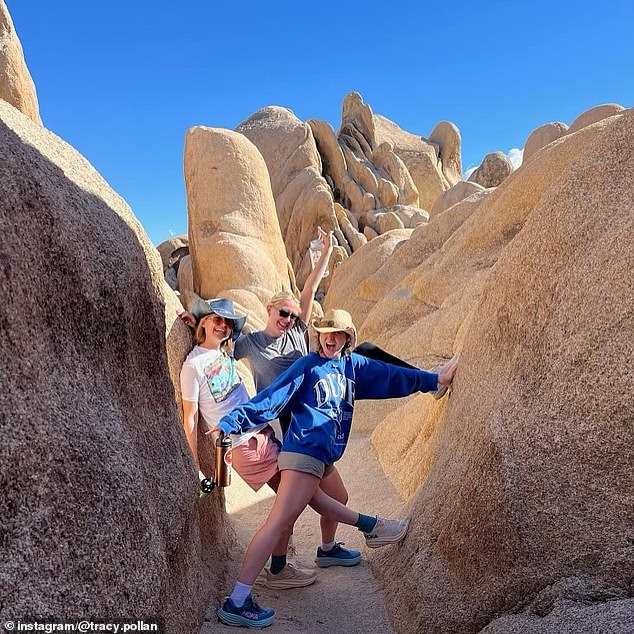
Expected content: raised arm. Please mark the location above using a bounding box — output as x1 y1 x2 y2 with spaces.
299 227 334 322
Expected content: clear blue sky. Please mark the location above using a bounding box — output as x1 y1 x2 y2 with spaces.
9 1 633 245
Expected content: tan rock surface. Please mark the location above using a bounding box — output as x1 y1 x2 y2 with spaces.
468 151 515 188
429 120 462 186
0 101 230 632
236 107 339 279
371 108 634 633
430 180 486 217
324 229 412 318
177 253 194 296
376 210 405 233
374 113 451 211
567 102 625 134
184 126 294 326
0 1 41 124
523 121 569 161
372 141 420 206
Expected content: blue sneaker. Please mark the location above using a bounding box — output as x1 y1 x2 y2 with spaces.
217 595 275 628
315 542 362 568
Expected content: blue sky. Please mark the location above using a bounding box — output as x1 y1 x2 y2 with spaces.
9 1 634 245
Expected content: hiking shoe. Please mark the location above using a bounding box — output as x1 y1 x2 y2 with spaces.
263 563 316 589
217 595 275 628
315 542 362 567
364 517 411 548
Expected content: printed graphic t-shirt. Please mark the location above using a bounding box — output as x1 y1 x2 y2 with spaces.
180 346 266 447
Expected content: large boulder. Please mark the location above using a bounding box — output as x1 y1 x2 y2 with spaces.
372 108 634 633
468 151 515 188
567 103 625 134
324 229 412 319
184 126 295 326
0 1 41 124
308 93 458 244
0 101 230 632
523 122 569 162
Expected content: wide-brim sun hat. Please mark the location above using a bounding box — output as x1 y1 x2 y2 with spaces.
190 297 247 342
310 308 357 352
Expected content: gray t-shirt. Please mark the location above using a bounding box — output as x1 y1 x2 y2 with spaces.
234 321 308 392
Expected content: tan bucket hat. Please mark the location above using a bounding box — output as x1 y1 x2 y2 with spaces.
310 308 357 352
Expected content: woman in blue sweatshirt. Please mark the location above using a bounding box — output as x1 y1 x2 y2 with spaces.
215 308 458 628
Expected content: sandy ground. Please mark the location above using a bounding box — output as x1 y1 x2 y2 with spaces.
199 429 406 633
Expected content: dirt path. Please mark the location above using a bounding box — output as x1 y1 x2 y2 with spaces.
199 430 406 633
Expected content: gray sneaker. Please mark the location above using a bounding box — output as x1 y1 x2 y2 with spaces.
364 517 411 548
263 563 316 589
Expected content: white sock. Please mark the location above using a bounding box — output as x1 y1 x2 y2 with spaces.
321 540 336 552
230 581 252 608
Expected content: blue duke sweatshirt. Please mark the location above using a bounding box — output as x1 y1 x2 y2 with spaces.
217 352 439 465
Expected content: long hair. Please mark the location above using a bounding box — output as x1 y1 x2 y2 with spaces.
194 315 233 351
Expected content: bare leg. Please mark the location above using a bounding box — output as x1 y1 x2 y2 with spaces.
237 470 320 585
316 467 348 543
265 473 292 558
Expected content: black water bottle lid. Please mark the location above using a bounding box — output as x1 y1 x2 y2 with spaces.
200 478 216 493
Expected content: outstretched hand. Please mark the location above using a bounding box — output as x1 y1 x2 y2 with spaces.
317 226 335 251
438 354 459 387
178 310 196 329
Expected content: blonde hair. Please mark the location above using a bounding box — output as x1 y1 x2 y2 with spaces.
268 291 300 309
194 315 233 350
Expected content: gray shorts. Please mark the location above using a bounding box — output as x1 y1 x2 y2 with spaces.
277 451 334 479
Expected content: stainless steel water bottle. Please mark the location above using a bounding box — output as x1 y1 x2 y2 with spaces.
215 433 232 487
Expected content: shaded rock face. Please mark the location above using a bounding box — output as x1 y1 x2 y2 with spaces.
372 110 634 633
156 234 189 292
0 102 232 632
184 126 295 325
0 0 41 124
468 151 514 188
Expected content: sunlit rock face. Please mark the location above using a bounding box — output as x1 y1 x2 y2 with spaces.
367 108 634 634
184 125 295 328
0 0 41 124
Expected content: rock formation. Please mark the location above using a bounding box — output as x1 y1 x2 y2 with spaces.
0 0 41 124
523 121 569 161
468 150 515 188
156 233 189 291
348 109 634 633
0 100 231 632
235 106 341 288
184 126 296 328
430 180 487 218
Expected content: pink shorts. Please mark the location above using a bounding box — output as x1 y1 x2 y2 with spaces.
231 426 281 491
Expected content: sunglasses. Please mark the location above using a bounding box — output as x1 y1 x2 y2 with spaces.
277 308 300 321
